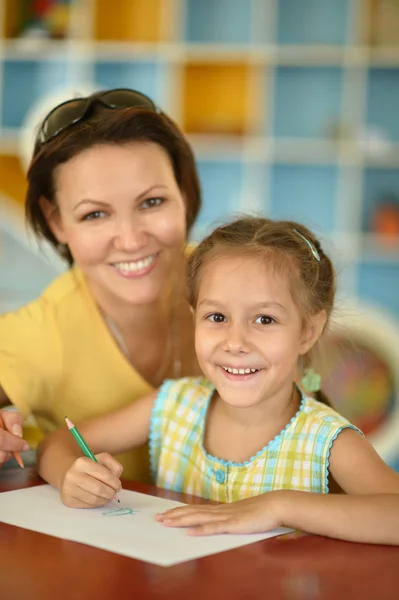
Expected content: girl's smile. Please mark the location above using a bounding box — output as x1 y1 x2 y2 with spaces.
220 365 262 382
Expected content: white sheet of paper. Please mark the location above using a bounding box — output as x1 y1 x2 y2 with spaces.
0 485 291 566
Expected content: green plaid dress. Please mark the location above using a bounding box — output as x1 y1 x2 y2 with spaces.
149 376 360 502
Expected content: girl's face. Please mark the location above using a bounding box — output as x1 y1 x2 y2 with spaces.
195 254 324 409
45 141 187 307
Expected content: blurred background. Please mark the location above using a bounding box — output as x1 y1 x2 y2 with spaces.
0 0 398 469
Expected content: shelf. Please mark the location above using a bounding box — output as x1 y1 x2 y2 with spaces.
94 60 165 106
1 58 69 128
3 0 72 40
93 0 165 42
277 0 350 46
273 66 344 139
271 139 342 164
0 128 19 153
362 168 399 233
357 261 399 319
0 154 26 204
362 0 399 47
184 0 253 45
0 0 396 330
182 61 261 135
360 234 399 261
269 163 338 234
366 67 399 143
192 159 244 239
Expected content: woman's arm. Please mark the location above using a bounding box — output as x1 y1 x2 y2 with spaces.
157 430 399 544
37 390 157 499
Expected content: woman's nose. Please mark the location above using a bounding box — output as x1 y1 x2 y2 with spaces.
113 219 148 252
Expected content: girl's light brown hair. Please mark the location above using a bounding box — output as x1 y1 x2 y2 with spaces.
187 217 336 406
26 103 201 266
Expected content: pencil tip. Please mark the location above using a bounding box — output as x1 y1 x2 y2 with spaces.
65 417 74 430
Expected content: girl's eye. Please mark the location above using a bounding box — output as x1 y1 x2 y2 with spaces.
255 315 275 325
141 197 164 209
207 313 226 323
82 210 106 221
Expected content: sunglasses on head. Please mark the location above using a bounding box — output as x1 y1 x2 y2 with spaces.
37 88 159 145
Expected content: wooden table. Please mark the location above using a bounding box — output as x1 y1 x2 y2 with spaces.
1 468 399 600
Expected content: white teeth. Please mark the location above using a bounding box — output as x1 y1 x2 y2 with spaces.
113 255 156 272
222 366 259 375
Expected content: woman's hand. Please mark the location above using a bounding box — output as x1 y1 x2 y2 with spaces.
60 452 123 509
156 491 286 536
0 410 29 467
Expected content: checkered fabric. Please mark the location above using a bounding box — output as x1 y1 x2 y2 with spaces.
149 377 360 502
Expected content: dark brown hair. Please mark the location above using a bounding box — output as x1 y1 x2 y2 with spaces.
26 101 201 265
187 217 336 406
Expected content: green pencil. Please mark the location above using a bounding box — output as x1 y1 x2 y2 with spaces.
65 416 120 502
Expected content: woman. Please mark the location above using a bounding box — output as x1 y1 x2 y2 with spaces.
0 88 202 480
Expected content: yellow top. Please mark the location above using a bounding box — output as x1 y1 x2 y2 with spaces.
0 267 155 481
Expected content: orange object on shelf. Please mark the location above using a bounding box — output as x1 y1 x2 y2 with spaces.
94 0 163 42
362 0 399 46
183 62 261 136
0 155 27 204
3 0 22 38
372 202 399 244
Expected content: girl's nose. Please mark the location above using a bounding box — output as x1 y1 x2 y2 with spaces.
223 324 249 355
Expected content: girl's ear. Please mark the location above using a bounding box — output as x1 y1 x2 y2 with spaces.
299 310 327 355
39 197 67 244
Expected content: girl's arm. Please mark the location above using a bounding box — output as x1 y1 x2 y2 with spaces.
158 430 399 544
37 390 157 505
278 429 399 544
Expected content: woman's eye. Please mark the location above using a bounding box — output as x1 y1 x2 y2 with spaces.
207 313 226 323
141 197 164 209
255 315 275 325
82 210 106 221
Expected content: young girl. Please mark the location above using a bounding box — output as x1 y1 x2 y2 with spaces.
37 217 399 545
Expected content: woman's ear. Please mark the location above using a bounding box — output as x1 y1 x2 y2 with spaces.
299 310 327 355
39 197 67 244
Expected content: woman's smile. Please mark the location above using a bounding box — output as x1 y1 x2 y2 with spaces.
110 252 159 278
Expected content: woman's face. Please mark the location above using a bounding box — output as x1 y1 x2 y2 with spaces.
46 141 187 307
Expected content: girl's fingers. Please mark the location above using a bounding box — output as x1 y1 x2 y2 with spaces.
187 522 233 536
62 475 117 508
157 504 224 522
63 489 111 509
162 510 229 528
96 452 123 479
73 457 121 493
74 486 113 507
76 474 119 502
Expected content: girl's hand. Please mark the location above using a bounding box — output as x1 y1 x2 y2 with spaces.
60 452 123 509
155 491 285 536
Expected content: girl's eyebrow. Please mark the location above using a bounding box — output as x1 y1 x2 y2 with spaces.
197 300 224 310
198 300 287 312
251 301 287 312
73 184 169 211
